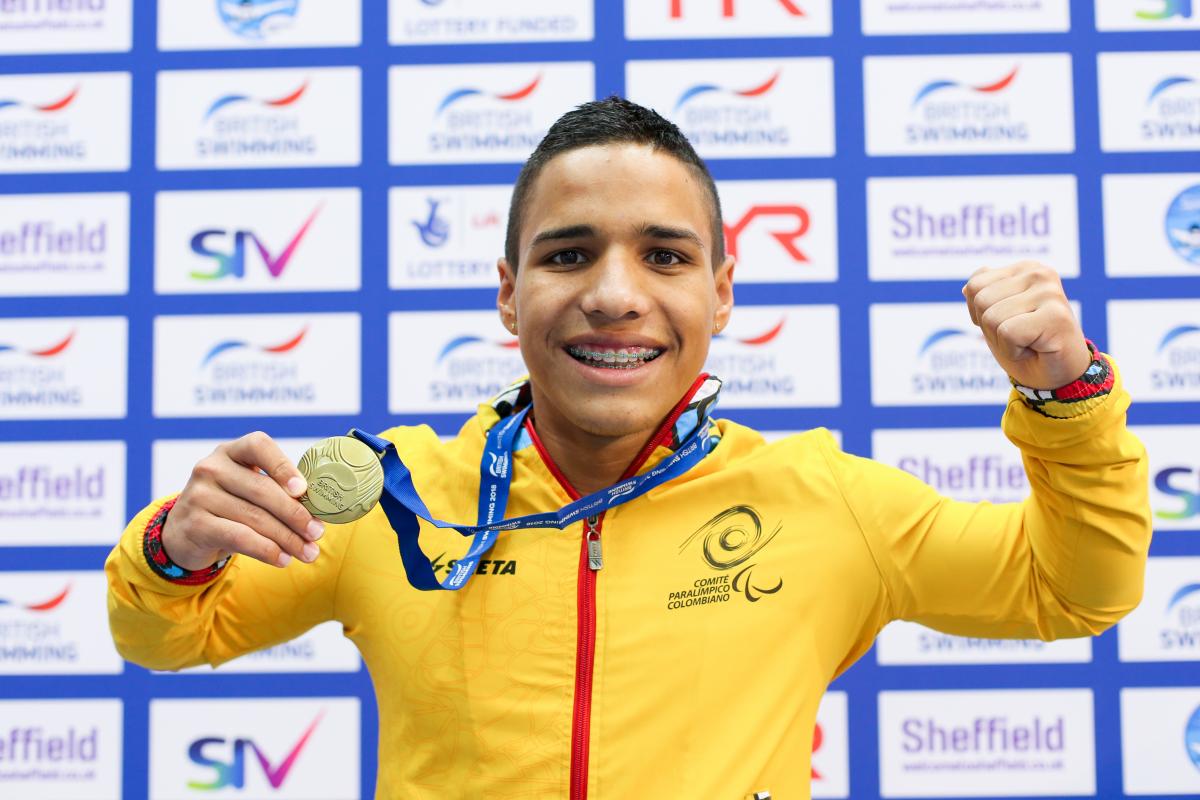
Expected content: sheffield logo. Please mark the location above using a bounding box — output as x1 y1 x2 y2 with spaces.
203 81 307 122
1167 184 1200 266
437 74 541 116
190 204 321 281
670 0 804 16
0 86 79 114
217 0 299 40
669 505 783 610
907 66 1027 145
0 584 71 612
0 331 74 358
200 327 306 368
187 711 321 790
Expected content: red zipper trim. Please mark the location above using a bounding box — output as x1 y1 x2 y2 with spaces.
523 373 709 800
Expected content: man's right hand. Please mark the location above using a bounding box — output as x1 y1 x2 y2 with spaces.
161 431 325 571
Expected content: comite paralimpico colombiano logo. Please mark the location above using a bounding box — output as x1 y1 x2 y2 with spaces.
436 74 541 117
216 0 299 40
436 335 520 364
199 327 307 368
0 584 71 612
0 331 75 358
674 71 781 113
911 67 1018 108
0 86 79 114
203 81 308 122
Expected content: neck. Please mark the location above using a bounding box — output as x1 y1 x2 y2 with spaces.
529 410 657 497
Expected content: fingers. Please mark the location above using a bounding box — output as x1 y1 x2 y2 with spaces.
201 513 293 569
963 262 1062 329
224 431 308 498
214 462 324 543
189 480 320 566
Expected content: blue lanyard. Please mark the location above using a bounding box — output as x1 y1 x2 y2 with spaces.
350 397 719 592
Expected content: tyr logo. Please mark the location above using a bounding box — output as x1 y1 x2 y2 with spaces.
680 505 783 602
724 205 811 262
670 0 804 18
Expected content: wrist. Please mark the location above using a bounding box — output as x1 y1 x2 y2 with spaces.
145 499 229 585
1011 340 1114 419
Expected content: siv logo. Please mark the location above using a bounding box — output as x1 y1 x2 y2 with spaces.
670 0 805 16
1187 704 1200 770
216 0 300 40
1139 0 1194 18
436 334 521 364
1167 184 1200 266
199 328 306 369
724 204 809 262
189 205 321 281
413 198 450 248
1156 464 1200 520
0 331 74 358
0 584 71 612
187 711 321 790
437 74 541 117
669 505 784 610
0 86 79 114
203 81 307 122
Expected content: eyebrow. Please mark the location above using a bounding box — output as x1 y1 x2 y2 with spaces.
638 223 706 251
529 223 707 251
530 224 596 249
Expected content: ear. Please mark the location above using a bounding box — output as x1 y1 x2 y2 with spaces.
713 254 735 333
496 257 517 332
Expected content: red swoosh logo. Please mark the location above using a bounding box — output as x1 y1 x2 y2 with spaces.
262 328 307 354
975 67 1018 93
738 71 782 98
738 319 786 345
30 331 75 357
26 584 71 612
498 75 541 101
265 82 309 108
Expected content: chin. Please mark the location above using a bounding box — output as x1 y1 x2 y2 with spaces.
561 389 677 439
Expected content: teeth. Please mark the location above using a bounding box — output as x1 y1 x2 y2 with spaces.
567 345 662 369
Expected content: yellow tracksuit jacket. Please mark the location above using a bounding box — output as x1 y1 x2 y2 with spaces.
106 370 1151 799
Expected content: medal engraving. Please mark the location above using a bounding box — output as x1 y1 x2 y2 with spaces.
297 436 385 524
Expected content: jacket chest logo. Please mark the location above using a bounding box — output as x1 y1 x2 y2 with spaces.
666 505 784 611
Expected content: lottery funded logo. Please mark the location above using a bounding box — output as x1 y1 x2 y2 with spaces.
0 72 130 173
390 0 592 44
153 313 361 417
868 175 1080 280
0 192 129 296
1096 0 1200 30
0 699 122 800
626 57 835 159
0 441 125 547
1120 688 1200 794
1099 51 1200 152
624 0 831 39
861 0 1069 34
704 304 840 408
1118 557 1200 662
716 179 837 283
0 571 123 675
0 317 127 420
158 0 360 49
389 185 510 289
389 310 524 414
1103 173 1200 276
870 303 1012 406
155 188 361 293
389 62 593 165
156 67 361 170
1129 424 1200 531
1108 299 1200 401
879 689 1096 796
864 54 1075 156
148 698 359 800
0 0 131 54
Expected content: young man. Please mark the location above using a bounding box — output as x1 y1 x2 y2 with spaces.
107 98 1151 799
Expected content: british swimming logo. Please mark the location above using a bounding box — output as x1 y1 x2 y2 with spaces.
674 71 780 112
199 328 307 369
436 335 520 364
0 86 79 114
436 74 541 117
0 331 74 358
911 67 1018 108
0 585 71 613
203 81 307 122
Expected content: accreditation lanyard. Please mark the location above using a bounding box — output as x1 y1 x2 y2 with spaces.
349 401 719 592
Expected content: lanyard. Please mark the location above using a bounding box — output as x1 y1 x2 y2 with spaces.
349 393 720 592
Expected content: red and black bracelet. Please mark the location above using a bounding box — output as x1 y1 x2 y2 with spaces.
142 498 229 586
1011 340 1115 419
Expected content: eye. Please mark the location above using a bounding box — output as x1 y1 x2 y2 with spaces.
549 249 586 266
649 249 684 267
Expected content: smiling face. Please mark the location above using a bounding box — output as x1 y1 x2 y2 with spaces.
497 143 734 441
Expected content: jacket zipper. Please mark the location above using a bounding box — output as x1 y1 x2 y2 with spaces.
571 513 602 800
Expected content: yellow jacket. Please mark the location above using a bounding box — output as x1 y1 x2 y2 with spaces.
106 370 1151 799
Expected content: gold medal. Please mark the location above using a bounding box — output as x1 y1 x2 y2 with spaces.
297 435 385 524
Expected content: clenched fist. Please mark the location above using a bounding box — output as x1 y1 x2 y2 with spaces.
962 261 1092 391
161 432 325 571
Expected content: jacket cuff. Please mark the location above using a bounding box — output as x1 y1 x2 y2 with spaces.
1010 340 1115 419
142 498 230 586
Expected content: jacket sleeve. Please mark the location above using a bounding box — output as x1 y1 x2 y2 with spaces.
827 361 1151 640
105 495 354 670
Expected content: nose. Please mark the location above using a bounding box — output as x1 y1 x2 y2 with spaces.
579 248 653 322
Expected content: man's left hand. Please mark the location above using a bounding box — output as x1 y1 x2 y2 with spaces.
962 261 1092 391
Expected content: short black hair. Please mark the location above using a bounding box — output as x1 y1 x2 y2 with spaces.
504 96 725 269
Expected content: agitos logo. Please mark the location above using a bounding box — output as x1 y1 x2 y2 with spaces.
0 331 75 358
203 81 308 122
200 328 307 369
670 0 804 17
187 712 322 791
668 505 783 611
189 204 322 281
0 86 79 114
0 584 71 612
436 74 541 117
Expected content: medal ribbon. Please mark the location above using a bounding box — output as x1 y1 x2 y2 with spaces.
349 389 720 592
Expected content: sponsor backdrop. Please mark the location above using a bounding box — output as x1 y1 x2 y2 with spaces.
0 0 1197 797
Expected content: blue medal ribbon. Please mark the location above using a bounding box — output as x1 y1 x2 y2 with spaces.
350 391 720 592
